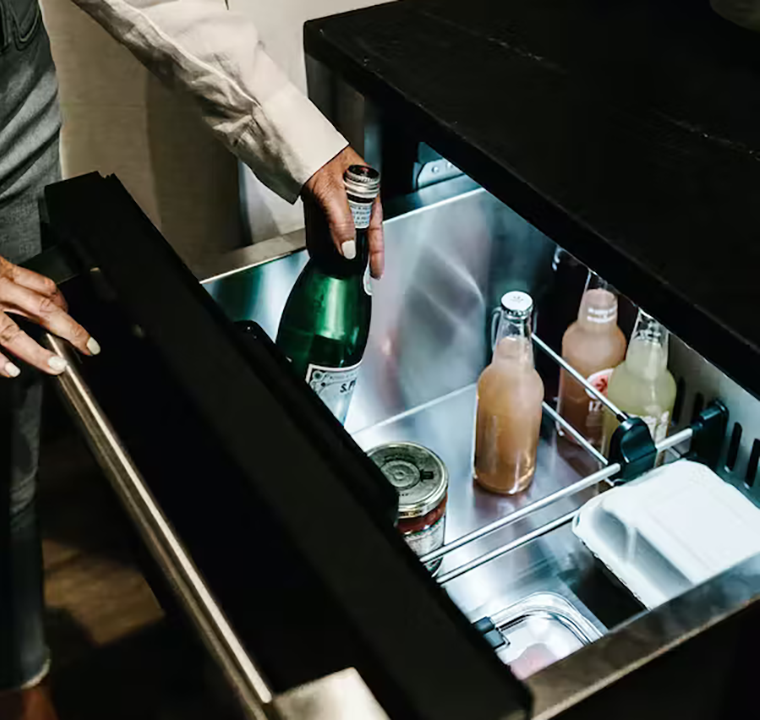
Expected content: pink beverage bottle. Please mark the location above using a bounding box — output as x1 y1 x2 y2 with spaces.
475 292 544 495
557 273 627 449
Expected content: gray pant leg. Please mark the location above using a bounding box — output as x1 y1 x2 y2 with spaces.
0 132 61 692
0 0 66 689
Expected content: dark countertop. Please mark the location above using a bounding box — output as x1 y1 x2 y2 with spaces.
305 0 760 399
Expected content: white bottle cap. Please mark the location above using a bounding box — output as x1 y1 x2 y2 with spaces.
500 291 534 319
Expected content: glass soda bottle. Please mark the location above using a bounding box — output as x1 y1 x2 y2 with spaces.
603 310 677 450
557 273 627 449
534 248 588 402
474 291 544 495
276 165 380 424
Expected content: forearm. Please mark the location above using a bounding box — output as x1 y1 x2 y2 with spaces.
69 0 348 202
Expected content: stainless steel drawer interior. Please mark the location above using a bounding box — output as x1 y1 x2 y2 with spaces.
204 178 760 717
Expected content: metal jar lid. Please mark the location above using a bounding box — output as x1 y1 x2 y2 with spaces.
368 442 448 519
344 165 381 200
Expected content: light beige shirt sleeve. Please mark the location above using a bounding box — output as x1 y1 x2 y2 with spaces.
69 0 349 203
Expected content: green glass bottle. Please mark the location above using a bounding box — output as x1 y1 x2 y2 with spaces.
276 165 380 424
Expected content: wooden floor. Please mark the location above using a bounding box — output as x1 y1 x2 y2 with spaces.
36 401 240 720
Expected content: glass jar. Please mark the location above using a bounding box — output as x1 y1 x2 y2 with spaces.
368 442 449 573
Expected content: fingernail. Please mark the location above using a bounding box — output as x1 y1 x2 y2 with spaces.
341 240 356 260
48 356 68 374
5 362 20 378
87 337 101 356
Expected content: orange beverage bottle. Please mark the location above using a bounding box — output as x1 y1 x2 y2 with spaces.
557 273 627 449
475 292 544 495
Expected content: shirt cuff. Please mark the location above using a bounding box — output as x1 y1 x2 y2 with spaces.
238 83 349 204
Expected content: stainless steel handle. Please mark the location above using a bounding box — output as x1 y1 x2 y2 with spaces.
45 335 274 720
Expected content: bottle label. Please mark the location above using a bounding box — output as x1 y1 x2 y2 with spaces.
348 198 373 230
363 262 372 296
585 368 613 427
586 368 615 412
640 411 671 443
586 306 617 324
404 515 446 573
306 361 361 424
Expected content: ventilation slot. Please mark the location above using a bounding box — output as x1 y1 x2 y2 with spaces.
746 440 760 489
725 423 742 473
672 377 686 425
690 393 705 424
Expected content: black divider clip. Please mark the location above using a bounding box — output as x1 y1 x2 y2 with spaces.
609 400 730 483
608 417 658 484
688 400 729 470
473 617 508 651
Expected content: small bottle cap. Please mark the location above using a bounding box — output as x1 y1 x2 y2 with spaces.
344 165 381 200
500 291 534 319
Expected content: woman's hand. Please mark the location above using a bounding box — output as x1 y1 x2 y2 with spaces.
302 146 385 278
0 256 99 378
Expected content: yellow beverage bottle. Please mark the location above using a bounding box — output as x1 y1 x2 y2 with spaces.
603 311 677 452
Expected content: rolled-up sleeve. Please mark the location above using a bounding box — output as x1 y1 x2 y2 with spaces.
69 0 349 202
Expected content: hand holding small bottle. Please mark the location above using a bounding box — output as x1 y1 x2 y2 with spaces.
302 147 385 278
279 162 381 424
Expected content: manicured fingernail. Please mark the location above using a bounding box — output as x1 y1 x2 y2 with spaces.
5 362 20 378
87 337 101 356
48 356 68 374
341 240 356 260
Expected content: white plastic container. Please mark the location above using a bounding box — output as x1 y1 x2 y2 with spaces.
574 460 760 608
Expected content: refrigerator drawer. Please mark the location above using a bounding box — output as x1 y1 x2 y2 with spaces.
39 173 760 719
41 174 530 720
205 179 760 718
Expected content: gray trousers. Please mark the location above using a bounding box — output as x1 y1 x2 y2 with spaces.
0 0 62 690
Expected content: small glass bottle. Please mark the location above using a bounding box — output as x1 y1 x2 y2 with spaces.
603 310 677 451
557 272 627 449
534 248 588 402
475 292 544 495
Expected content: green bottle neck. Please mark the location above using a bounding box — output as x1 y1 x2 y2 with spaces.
310 228 369 279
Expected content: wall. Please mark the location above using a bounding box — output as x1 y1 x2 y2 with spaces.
41 0 392 266
41 0 243 271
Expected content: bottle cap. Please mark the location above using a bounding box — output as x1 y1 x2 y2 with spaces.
500 291 534 319
344 165 381 200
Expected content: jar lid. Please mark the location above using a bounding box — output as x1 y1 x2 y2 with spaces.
344 165 381 200
368 442 448 519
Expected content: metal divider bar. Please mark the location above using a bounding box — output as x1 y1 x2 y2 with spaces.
436 510 579 585
533 334 628 422
420 463 620 565
656 426 694 453
542 402 608 466
46 335 274 720
431 427 695 583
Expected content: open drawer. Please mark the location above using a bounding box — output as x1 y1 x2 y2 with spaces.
41 173 760 720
